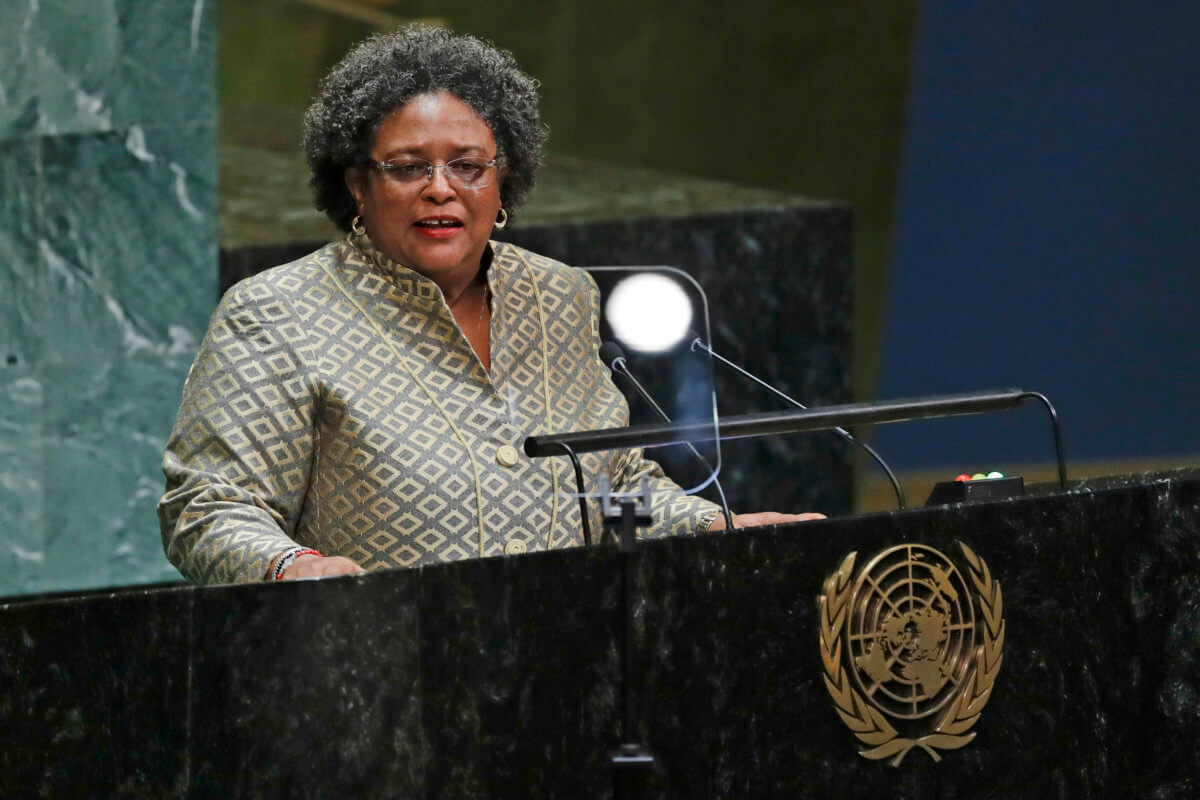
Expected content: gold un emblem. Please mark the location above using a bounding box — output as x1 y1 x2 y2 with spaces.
818 542 1004 766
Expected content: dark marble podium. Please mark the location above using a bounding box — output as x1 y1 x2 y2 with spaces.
2 468 1198 798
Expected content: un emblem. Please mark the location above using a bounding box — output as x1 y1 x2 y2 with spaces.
819 542 1004 766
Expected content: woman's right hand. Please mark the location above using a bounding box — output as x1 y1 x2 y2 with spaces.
280 554 366 580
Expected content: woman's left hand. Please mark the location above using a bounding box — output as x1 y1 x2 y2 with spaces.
708 511 826 531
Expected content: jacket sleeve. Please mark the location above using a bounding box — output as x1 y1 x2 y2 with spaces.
609 449 722 537
581 273 721 536
157 278 319 584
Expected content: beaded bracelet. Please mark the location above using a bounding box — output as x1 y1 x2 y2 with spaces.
270 548 323 581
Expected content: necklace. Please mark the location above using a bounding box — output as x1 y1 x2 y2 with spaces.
448 282 490 329
447 282 492 373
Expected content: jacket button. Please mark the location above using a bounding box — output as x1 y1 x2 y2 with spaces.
504 539 527 556
496 445 520 467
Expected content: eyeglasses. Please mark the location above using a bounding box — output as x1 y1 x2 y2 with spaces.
368 157 500 190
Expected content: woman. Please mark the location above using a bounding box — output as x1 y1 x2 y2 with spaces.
159 26 817 584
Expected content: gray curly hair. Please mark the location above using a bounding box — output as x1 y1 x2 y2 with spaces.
303 25 546 231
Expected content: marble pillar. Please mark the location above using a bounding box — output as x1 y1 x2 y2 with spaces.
0 0 216 595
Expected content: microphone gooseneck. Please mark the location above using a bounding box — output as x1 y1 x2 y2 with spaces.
689 333 907 510
601 342 736 531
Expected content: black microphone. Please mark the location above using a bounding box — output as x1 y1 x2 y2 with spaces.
600 342 736 530
689 332 907 509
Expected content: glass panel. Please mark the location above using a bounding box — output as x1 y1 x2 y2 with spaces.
587 266 720 498
509 264 720 542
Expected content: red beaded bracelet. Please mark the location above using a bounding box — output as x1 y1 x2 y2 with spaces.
271 548 323 581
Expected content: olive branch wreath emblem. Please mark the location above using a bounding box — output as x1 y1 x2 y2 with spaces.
818 542 1004 766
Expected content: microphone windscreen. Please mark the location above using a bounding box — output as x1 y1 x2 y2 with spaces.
598 341 626 369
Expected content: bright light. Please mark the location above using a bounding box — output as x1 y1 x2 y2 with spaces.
605 274 693 353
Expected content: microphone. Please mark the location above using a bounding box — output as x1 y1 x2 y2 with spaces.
688 332 907 509
599 342 736 530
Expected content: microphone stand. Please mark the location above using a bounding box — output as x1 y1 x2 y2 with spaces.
601 475 656 800
604 346 735 530
526 388 1069 490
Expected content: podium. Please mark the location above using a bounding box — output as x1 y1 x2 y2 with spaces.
2 469 1198 798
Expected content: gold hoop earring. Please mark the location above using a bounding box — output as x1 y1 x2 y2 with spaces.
351 215 367 236
494 208 508 230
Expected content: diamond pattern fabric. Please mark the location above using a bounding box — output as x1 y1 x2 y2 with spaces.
159 236 719 584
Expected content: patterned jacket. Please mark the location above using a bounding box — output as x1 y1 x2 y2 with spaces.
158 235 719 584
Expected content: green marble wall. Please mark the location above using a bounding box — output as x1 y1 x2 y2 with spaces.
0 1 216 595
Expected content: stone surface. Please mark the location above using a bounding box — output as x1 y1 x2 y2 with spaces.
0 137 44 591
0 585 192 796
0 0 213 139
112 0 215 131
188 576 425 798
414 549 623 795
0 1 216 596
0 469 1196 797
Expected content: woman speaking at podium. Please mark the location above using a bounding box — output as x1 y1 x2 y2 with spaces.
158 26 819 585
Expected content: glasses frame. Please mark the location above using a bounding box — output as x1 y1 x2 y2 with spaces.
368 156 502 190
